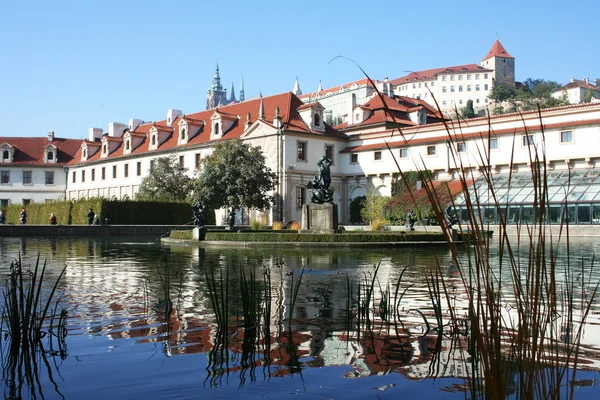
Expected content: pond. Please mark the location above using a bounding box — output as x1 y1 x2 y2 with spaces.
1 236 600 399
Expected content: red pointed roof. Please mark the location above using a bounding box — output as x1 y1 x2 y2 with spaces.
0 136 81 166
482 39 514 61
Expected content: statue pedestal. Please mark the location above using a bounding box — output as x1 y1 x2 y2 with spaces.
300 203 338 234
193 227 206 240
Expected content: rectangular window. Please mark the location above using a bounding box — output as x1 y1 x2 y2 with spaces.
442 76 447 81
484 73 488 79
458 75 463 81
23 171 32 184
23 199 31 206
467 75 471 80
476 99 480 103
412 83 416 88
476 84 480 91
1 171 9 184
195 153 201 169
418 83 422 88
399 148 408 158
137 162 142 176
490 138 499 150
430 81 434 87
124 164 129 178
150 160 155 170
442 100 447 105
484 84 489 90
45 171 54 184
560 131 573 143
71 171 76 183
450 76 455 81
427 145 436 156
91 169 95 181
112 165 117 179
179 155 184 167
467 85 472 91
374 151 382 161
325 145 334 163
350 153 358 163
297 141 307 161
101 167 106 180
442 86 447 93
0 199 8 207
475 74 480 79
296 186 305 209
522 135 534 146
82 170 86 183
458 85 463 92
457 142 466 153
451 86 455 92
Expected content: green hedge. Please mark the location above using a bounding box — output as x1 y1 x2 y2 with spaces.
204 232 445 242
170 230 194 240
1 198 205 225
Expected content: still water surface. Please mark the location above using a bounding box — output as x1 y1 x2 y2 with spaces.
1 236 600 399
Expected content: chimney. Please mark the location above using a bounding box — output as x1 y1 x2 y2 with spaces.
571 77 575 83
245 112 252 130
108 122 126 137
273 106 282 128
595 79 600 87
348 93 356 125
584 77 589 84
128 118 143 131
88 128 103 142
166 109 183 127
47 131 54 142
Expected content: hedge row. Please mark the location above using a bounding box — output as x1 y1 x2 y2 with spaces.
2 199 207 225
203 232 445 242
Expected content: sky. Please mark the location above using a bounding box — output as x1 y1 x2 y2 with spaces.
0 0 598 139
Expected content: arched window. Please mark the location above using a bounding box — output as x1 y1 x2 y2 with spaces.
103 144 108 154
47 151 54 160
214 123 220 136
2 150 9 159
151 135 156 145
314 113 320 126
180 128 186 140
82 149 87 158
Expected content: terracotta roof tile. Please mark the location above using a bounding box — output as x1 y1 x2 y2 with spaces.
481 39 514 61
299 78 376 100
0 136 80 166
390 64 490 85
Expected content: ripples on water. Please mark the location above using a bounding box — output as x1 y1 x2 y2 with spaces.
1 235 600 399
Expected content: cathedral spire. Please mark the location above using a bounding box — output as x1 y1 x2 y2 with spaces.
211 60 222 91
240 75 245 101
292 77 302 96
230 82 236 102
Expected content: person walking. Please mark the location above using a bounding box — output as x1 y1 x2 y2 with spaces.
49 213 57 225
87 208 95 225
20 208 27 225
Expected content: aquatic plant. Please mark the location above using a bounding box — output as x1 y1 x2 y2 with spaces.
0 254 67 399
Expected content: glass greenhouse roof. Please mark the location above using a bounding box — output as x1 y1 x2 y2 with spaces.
455 169 600 206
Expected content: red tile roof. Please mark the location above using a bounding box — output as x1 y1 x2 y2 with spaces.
390 64 490 85
68 92 346 165
0 136 81 166
481 39 514 61
556 79 600 92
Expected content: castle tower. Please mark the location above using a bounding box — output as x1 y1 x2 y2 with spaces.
481 39 515 87
206 61 229 110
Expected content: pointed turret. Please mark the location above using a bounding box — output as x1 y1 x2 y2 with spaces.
230 82 236 102
482 39 514 61
240 75 245 101
292 77 302 96
259 99 265 120
318 80 323 92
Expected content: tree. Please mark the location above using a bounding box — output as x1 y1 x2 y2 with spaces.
583 89 593 103
489 81 517 102
191 139 277 211
461 99 476 119
136 155 192 201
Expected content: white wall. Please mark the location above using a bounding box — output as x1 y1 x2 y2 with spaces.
0 166 67 205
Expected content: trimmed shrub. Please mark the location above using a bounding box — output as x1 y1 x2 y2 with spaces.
349 196 366 224
170 229 194 240
204 231 444 242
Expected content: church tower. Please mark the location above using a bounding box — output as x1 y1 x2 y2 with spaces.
481 39 515 87
206 61 229 110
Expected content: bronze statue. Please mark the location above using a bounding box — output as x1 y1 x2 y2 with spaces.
308 155 334 203
192 202 204 228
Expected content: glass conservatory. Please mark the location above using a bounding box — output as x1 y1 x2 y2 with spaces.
454 170 600 225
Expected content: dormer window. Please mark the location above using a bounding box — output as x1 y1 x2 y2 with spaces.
2 150 8 160
212 122 221 138
47 151 54 161
180 128 186 141
103 144 108 155
151 135 156 146
83 149 87 159
314 114 320 127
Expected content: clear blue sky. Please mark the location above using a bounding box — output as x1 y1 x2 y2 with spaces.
0 0 597 139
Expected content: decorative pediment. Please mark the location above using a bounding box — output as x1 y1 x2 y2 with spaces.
177 117 205 144
1 142 14 163
43 143 58 163
100 135 121 158
297 102 326 133
210 110 238 139
240 119 278 140
80 141 100 161
148 125 172 150
122 131 145 154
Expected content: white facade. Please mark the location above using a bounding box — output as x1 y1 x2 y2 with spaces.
552 77 600 105
0 165 67 206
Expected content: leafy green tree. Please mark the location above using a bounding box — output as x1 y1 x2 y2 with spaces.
191 139 277 211
583 89 593 103
523 78 562 99
360 192 390 224
461 99 476 119
136 155 192 201
489 81 517 102
349 195 366 224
